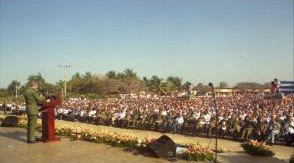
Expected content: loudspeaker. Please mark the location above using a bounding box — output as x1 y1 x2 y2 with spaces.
1 116 19 127
149 135 176 158
290 155 294 163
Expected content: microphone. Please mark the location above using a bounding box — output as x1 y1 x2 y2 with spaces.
208 82 218 163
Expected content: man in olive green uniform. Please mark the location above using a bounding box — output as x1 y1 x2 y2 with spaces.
154 113 163 131
207 116 217 139
24 81 45 143
124 110 132 128
195 116 205 136
131 109 140 128
241 115 254 141
232 116 242 140
139 111 147 129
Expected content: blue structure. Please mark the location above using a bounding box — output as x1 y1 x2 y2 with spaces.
279 81 294 94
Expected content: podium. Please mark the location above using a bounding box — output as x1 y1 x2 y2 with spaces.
40 93 62 142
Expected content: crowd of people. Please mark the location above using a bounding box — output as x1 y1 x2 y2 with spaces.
0 100 26 115
1 93 294 146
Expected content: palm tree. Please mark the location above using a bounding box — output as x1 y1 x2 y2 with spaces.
167 76 182 91
7 80 21 97
123 68 138 78
106 71 117 79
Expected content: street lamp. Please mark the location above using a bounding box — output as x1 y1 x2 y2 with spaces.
59 65 71 96
15 85 18 98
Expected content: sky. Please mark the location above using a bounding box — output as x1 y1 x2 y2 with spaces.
0 0 293 88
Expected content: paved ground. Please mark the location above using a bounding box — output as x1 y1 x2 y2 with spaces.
0 127 292 163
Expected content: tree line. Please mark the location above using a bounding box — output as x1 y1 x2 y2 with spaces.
0 68 270 98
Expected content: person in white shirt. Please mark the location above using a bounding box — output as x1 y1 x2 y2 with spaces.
194 112 200 120
80 110 85 118
161 110 167 116
88 109 96 117
267 117 281 145
204 113 211 124
56 108 64 120
119 108 127 120
173 113 184 133
87 109 97 123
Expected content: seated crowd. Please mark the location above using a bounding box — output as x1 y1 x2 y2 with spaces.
0 101 26 115
1 94 293 146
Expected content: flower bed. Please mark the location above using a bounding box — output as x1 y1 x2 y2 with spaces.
180 143 214 162
57 127 139 149
141 136 157 147
17 115 42 130
241 140 275 157
0 114 6 122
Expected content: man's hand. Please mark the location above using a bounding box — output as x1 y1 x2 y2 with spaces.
41 109 48 112
46 99 51 103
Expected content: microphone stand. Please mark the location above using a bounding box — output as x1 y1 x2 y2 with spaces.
209 83 218 163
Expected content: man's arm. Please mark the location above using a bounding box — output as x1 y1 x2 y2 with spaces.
33 91 46 104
